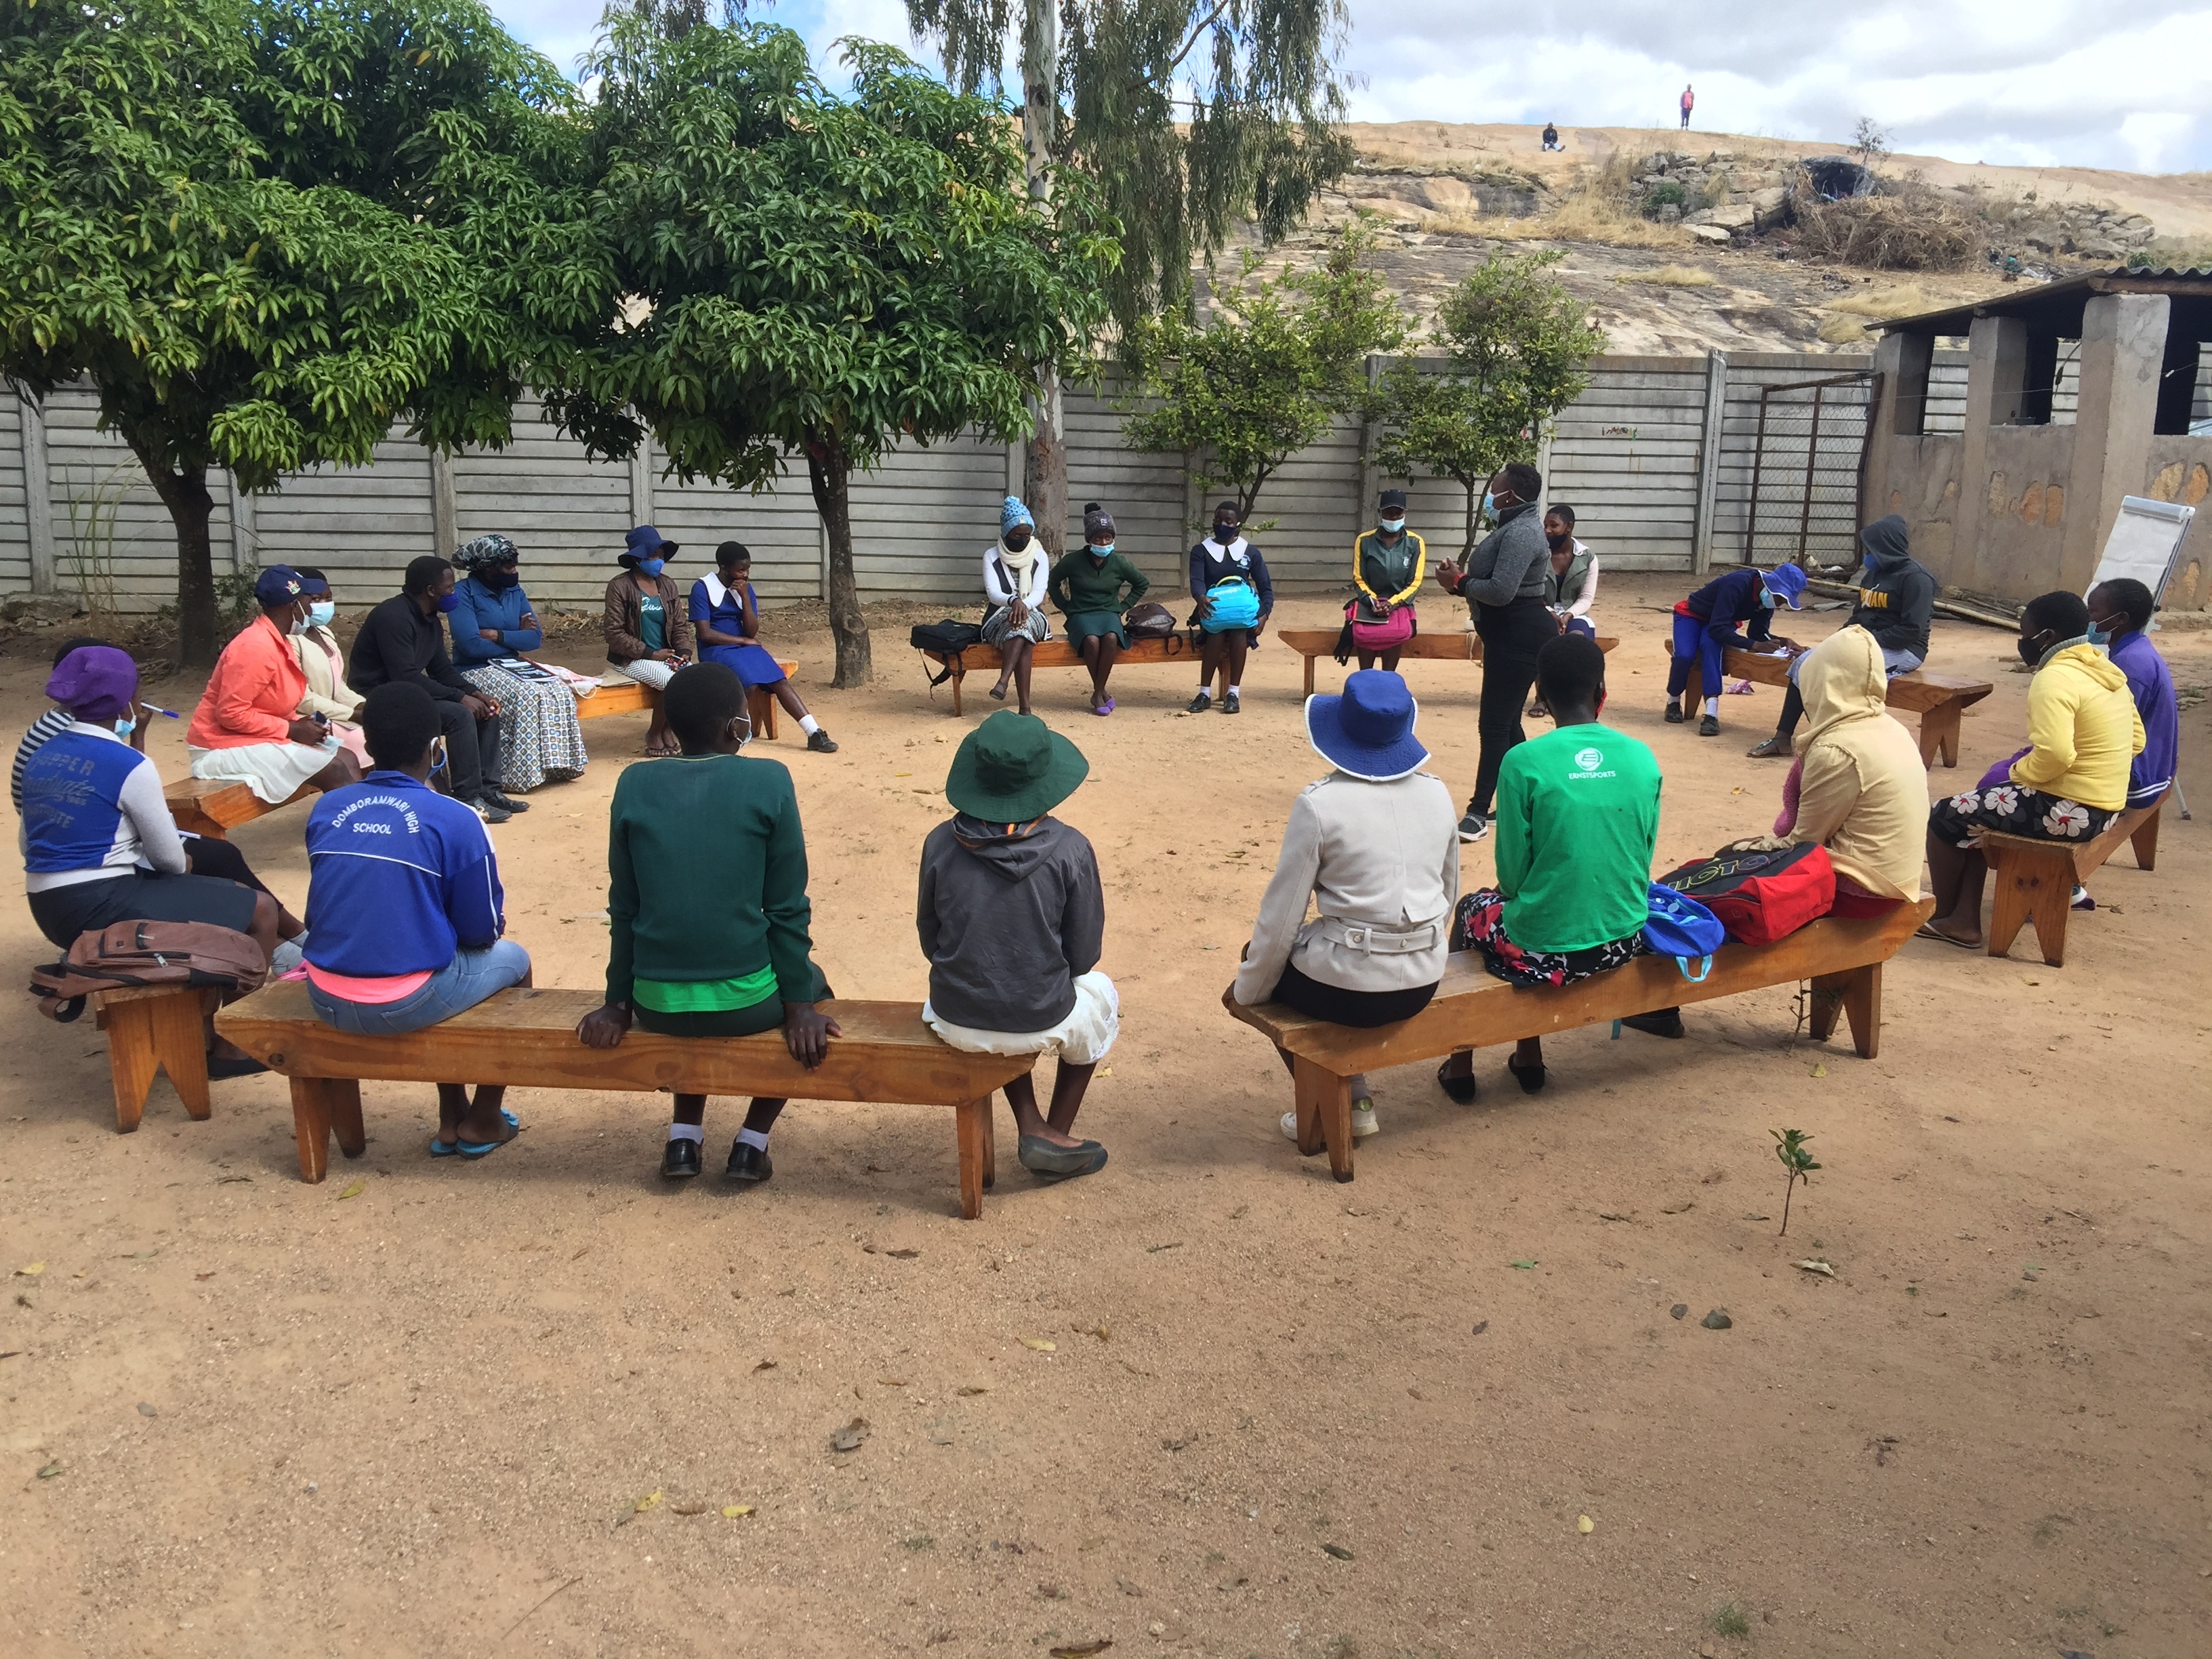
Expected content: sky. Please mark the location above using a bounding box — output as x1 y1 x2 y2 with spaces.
491 0 2212 176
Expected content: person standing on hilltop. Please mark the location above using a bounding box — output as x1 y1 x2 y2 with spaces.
1680 85 1694 130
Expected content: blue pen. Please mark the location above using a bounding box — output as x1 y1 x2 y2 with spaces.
138 704 181 719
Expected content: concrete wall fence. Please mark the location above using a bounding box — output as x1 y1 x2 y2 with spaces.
7 350 1946 619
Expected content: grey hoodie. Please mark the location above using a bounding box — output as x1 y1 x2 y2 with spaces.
916 814 1105 1032
1459 499 1550 607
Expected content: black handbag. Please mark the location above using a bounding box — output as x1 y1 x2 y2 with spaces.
911 619 985 687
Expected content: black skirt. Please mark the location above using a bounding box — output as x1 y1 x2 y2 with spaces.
27 870 258 950
1269 960 1437 1028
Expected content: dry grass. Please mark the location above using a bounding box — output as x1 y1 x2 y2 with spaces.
2139 236 2212 272
1818 281 1947 344
1791 175 1980 271
1483 194 1695 249
1614 264 1717 287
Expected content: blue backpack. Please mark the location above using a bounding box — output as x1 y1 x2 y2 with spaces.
1201 576 1261 632
1642 882 1726 981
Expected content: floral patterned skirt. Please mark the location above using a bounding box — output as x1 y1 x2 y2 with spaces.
459 663 588 794
1927 783 2117 851
1450 888 1645 990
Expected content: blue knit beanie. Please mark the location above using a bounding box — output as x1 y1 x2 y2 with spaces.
1000 496 1035 534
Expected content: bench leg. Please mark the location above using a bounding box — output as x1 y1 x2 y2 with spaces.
747 684 778 743
949 666 964 718
291 1076 359 1183
1986 853 2070 966
1918 703 1963 769
2129 805 2160 872
955 1095 991 1219
1302 653 1317 697
1292 1057 1354 1183
1809 964 1882 1059
101 1000 160 1135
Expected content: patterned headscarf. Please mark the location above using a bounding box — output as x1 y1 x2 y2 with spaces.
451 534 518 573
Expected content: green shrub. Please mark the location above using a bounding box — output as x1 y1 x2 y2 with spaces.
1641 180 1688 219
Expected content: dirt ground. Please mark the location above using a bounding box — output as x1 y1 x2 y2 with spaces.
1 576 2207 1659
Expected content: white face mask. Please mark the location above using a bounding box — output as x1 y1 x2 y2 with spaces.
1380 516 1406 534
286 604 310 636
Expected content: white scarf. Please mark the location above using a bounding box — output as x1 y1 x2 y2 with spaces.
996 535 1043 591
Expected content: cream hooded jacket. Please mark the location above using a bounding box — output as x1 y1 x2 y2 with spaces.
1758 626 1928 899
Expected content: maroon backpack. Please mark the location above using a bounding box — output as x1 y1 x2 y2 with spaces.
1657 842 1836 947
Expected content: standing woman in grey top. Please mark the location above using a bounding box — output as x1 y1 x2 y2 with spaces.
1433 462 1551 844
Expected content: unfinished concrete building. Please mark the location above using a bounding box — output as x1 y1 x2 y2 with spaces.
1866 269 2212 612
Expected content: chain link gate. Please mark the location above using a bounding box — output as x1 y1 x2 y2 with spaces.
1725 371 1880 569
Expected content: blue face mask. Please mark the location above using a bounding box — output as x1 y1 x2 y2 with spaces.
308 600 335 628
1759 586 1779 609
1380 516 1406 534
1481 492 1496 517
113 714 136 739
1862 553 1877 573
435 591 461 613
2084 617 2112 647
638 557 666 578
430 739 448 777
1088 544 1113 558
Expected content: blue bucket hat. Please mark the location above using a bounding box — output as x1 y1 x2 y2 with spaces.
1000 497 1035 535
1761 562 1809 609
1305 670 1428 782
623 525 677 565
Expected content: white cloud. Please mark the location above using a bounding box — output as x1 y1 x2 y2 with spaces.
486 0 2212 173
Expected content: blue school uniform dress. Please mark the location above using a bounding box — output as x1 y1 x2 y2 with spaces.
688 576 787 687
1667 567 1777 699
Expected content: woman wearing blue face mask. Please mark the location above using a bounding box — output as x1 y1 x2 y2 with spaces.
287 568 369 770
604 525 695 756
449 535 592 791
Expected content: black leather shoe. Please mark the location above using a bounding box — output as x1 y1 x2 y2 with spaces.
806 730 838 754
1698 714 1721 737
471 796 513 824
726 1141 773 1183
485 789 530 813
661 1137 701 1180
1664 703 1686 724
1622 1009 1685 1039
1437 1057 1478 1105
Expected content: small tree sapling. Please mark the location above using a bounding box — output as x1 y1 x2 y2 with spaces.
1771 1128 1820 1236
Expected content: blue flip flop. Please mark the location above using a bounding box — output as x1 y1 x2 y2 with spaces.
429 1111 521 1160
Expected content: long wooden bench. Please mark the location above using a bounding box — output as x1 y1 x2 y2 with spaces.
577 662 796 740
1224 897 1934 1183
917 634 1197 716
164 777 322 840
1277 628 1620 697
213 981 1037 1218
1980 797 2163 966
1681 646 1992 769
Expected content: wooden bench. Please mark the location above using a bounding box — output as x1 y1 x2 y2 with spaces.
917 634 1197 716
1681 647 1992 769
1980 798 2163 966
89 983 222 1132
575 663 794 740
213 981 1038 1218
1277 628 1620 697
164 777 321 840
1225 897 1934 1183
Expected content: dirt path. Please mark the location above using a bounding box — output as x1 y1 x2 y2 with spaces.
2 579 2207 1658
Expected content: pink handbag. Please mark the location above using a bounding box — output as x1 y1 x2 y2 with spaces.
1346 598 1416 653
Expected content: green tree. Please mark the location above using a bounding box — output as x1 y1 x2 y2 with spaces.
556 18 1116 687
906 0 1355 552
0 0 582 665
1122 226 1401 524
1369 249 1604 556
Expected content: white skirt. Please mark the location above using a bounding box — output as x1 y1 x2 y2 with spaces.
923 970 1119 1067
188 739 337 804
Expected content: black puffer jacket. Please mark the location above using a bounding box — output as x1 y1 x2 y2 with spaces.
1850 515 1936 660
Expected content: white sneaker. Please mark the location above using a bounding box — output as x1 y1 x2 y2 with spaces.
1279 1107 1381 1139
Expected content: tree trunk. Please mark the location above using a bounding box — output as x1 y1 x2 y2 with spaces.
1021 0 1067 555
806 439 871 688
1462 477 1480 558
121 430 220 669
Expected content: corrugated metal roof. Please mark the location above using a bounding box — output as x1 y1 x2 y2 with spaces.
1878 267 2212 335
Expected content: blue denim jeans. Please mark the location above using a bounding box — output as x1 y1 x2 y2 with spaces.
308 941 533 1036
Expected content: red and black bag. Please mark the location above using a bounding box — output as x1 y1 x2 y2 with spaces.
1656 842 1835 947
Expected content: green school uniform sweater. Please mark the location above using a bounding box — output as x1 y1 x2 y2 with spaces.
1047 549 1149 615
1493 722 1661 954
605 752 817 1010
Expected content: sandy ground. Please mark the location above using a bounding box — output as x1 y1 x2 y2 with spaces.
1 577 2208 1659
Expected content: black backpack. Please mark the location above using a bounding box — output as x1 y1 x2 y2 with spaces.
911 619 985 687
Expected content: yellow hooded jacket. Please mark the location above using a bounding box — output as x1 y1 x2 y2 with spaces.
1772 626 1929 899
2009 641 2143 813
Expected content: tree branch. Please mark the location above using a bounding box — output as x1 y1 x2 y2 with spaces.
1160 0 1234 86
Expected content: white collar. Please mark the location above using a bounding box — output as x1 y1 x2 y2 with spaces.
1206 535 1250 565
67 718 128 745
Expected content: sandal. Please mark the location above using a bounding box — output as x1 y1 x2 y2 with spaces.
1912 922 1980 950
1436 1058 1478 1105
430 1109 522 1160
1093 697 1115 716
1507 1057 1547 1094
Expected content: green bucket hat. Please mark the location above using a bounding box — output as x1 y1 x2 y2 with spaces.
944 710 1089 823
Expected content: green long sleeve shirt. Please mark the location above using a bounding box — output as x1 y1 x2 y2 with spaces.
1494 722 1661 954
1047 549 1149 615
605 752 817 1008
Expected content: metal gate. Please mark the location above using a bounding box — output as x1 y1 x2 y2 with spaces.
1723 371 1879 568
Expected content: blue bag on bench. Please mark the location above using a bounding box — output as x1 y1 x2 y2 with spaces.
1200 576 1261 633
1642 883 1725 981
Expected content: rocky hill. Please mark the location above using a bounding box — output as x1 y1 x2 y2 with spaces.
1229 123 2212 356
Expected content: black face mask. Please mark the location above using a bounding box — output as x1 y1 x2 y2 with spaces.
480 567 520 592
1004 529 1032 552
2017 632 2050 667
1546 531 1570 551
1214 523 1239 544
